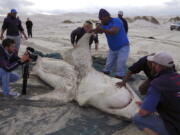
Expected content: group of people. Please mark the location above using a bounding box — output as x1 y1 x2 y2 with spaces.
71 9 129 79
121 52 179 135
0 9 33 96
71 8 180 135
0 8 180 135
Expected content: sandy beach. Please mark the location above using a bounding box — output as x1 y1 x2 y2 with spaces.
0 13 179 135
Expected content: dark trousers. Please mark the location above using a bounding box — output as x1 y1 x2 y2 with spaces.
27 28 32 38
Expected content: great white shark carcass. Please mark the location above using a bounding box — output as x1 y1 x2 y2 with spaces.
31 33 141 119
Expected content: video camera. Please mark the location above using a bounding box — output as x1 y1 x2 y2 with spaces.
26 47 38 61
22 47 38 95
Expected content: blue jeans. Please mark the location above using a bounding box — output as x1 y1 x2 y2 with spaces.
0 68 20 95
103 45 130 77
133 113 169 135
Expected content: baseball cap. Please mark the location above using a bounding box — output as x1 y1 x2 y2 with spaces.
11 9 17 13
147 52 174 67
118 10 123 16
98 9 110 19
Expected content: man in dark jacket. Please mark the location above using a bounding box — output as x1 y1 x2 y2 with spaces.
71 21 99 50
0 39 29 96
116 54 156 95
118 10 128 34
26 18 33 38
0 9 28 53
133 52 180 135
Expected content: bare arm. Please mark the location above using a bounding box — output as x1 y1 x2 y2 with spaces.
21 31 28 40
138 87 161 117
123 71 133 83
138 109 152 116
0 29 5 40
116 71 133 88
95 26 119 35
0 18 7 40
102 27 119 35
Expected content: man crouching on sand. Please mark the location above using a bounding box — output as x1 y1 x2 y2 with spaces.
116 53 156 95
133 52 180 135
0 39 30 97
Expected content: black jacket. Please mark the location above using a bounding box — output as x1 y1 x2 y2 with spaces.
0 46 21 72
26 20 33 29
70 27 98 45
128 56 154 80
119 17 128 34
152 69 180 135
2 16 24 36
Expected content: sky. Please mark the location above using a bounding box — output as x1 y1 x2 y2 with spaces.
0 0 180 16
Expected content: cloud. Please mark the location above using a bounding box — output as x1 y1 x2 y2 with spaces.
0 0 34 14
40 0 180 16
161 0 180 15
165 0 180 6
0 0 179 16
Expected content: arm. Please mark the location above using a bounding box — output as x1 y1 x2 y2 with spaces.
116 58 146 88
128 57 146 74
96 26 119 35
123 71 133 83
0 29 5 40
0 56 21 72
9 53 20 63
0 54 30 72
103 27 119 35
0 18 8 40
3 62 21 72
139 87 160 117
116 71 133 87
70 28 79 47
138 109 152 116
21 31 28 40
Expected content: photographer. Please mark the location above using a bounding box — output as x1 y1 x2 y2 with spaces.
0 38 30 97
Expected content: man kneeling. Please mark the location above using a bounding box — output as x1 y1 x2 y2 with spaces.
0 39 30 97
133 52 180 135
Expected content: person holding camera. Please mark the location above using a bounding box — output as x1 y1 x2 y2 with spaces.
0 38 30 97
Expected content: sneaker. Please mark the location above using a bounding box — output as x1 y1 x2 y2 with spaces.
9 92 20 97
